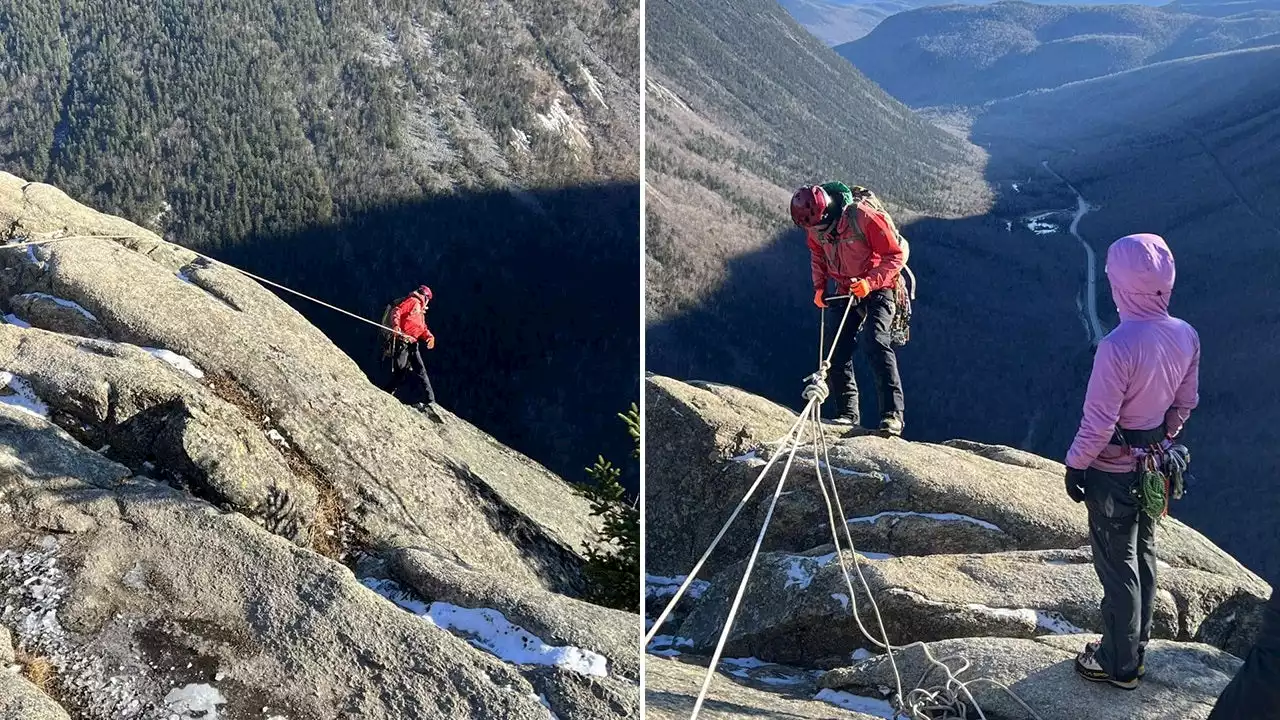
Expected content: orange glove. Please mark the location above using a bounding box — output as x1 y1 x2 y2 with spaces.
849 279 871 299
425 336 436 350
813 289 827 308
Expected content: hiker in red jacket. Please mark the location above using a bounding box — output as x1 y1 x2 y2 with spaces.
792 182 906 435
384 285 438 415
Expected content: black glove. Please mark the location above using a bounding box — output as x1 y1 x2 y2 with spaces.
1065 467 1087 503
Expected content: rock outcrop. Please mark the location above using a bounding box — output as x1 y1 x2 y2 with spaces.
645 375 1270 719
0 173 638 718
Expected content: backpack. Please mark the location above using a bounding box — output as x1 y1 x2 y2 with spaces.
379 295 409 359
844 185 916 347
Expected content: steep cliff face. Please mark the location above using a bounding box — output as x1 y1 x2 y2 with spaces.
644 375 1269 719
0 173 638 719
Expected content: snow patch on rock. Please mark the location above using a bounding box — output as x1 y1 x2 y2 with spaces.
141 348 205 379
578 64 608 109
815 688 896 718
0 372 49 418
163 683 227 718
647 574 711 600
847 511 1002 533
783 552 839 590
362 578 608 677
536 98 591 151
25 292 98 321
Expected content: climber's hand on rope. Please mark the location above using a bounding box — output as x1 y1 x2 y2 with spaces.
849 278 871 299
813 289 827 308
1065 467 1087 503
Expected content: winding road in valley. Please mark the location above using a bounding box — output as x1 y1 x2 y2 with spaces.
1041 161 1104 347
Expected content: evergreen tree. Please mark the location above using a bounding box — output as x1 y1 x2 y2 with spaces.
578 403 639 612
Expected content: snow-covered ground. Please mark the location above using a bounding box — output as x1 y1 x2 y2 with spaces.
0 372 49 418
362 578 608 677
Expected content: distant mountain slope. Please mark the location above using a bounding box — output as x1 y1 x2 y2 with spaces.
783 0 1172 46
837 1 1280 106
1167 0 1280 17
645 0 990 325
779 0 935 45
0 0 640 487
971 45 1280 578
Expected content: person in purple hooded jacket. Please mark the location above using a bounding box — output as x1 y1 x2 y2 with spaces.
1063 233 1200 690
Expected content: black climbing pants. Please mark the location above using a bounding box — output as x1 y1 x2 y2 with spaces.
828 289 904 423
384 340 436 405
1085 467 1157 682
1208 590 1280 719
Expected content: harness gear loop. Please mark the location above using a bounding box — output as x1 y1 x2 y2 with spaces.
1115 430 1190 521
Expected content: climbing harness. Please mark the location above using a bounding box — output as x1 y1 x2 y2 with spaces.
646 303 1043 720
2 232 412 340
1112 426 1192 521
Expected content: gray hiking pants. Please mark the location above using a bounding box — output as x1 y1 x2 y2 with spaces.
1208 590 1280 719
1085 467 1156 681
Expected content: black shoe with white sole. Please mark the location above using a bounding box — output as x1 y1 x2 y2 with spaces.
1075 643 1140 690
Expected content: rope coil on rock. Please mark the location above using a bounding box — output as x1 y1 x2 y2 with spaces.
2 231 412 338
647 297 1044 720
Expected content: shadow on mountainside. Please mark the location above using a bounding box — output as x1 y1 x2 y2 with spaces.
648 111 1280 579
206 182 640 493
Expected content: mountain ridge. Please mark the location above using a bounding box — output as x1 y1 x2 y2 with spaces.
836 0 1280 106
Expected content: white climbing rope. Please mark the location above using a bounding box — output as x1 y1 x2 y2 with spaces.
810 403 1042 719
642 405 813 648
2 232 412 339
648 298 1045 720
689 414 813 719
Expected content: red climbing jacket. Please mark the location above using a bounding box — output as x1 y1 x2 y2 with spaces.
391 293 434 344
807 200 905 294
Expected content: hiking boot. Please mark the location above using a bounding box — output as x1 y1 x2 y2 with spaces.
1086 641 1145 678
879 414 904 437
1075 643 1139 690
831 412 859 426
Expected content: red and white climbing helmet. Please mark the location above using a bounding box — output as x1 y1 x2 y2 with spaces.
790 185 830 228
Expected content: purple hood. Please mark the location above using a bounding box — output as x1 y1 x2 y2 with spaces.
1107 233 1175 321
